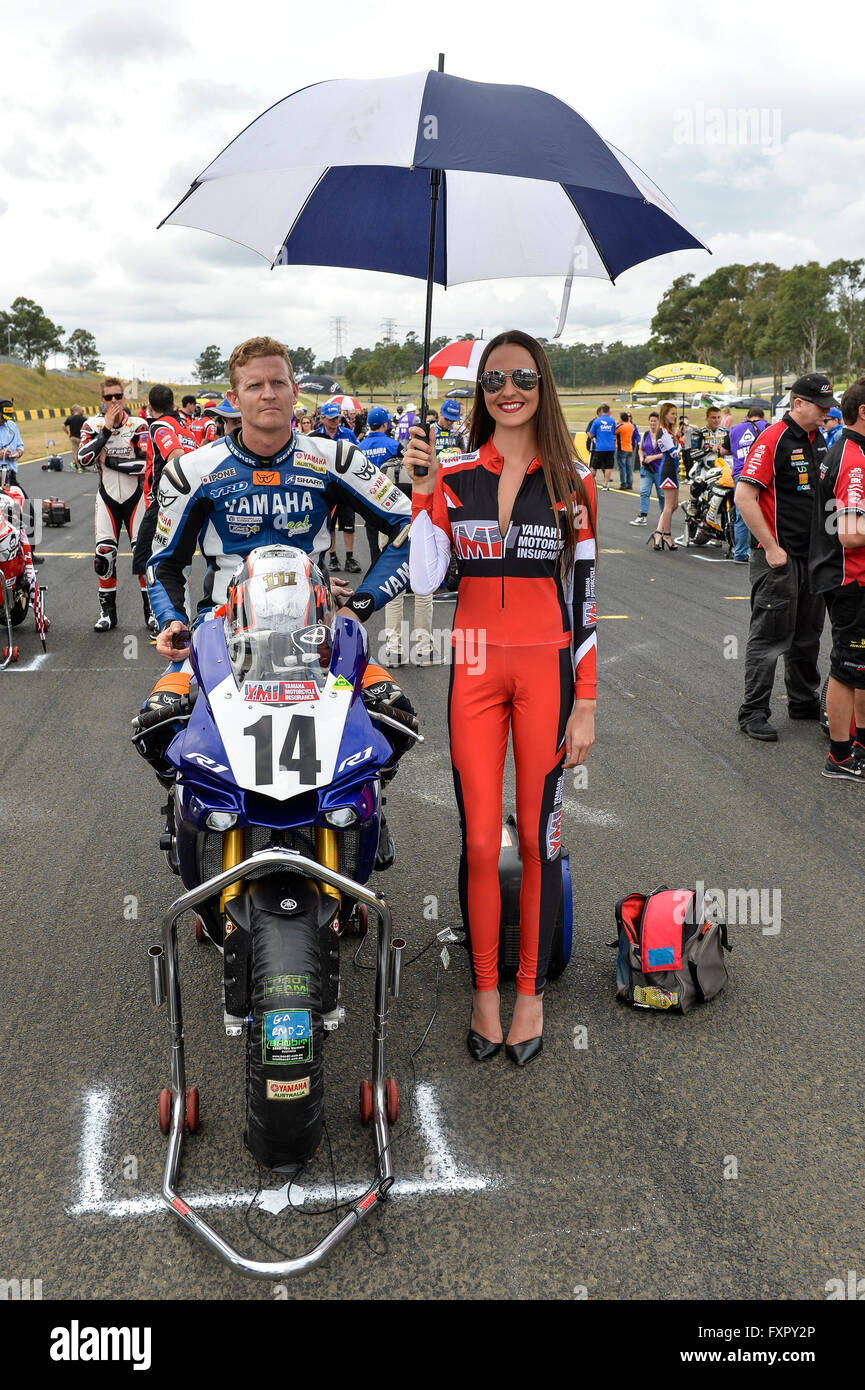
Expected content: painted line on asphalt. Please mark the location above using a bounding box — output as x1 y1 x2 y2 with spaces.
567 804 622 828
598 615 629 620
724 595 749 600
35 551 134 558
68 1080 490 1220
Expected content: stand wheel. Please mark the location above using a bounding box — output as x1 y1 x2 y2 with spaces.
386 1078 399 1125
3 646 18 662
357 903 369 936
158 1088 172 1136
359 1079 372 1125
194 915 205 943
186 1085 199 1134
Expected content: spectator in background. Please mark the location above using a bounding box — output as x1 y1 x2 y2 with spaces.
648 401 681 551
678 413 694 474
362 404 434 665
313 400 361 573
822 406 843 448
63 405 86 445
438 398 468 454
298 413 314 434
615 410 639 490
0 399 24 483
630 410 663 526
358 407 401 565
720 405 733 429
728 408 767 562
588 402 616 490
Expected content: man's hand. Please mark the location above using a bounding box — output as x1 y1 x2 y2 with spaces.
564 700 595 769
330 576 353 607
156 619 190 660
104 402 124 430
765 543 788 569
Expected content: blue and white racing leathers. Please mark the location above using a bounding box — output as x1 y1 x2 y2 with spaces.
145 428 412 628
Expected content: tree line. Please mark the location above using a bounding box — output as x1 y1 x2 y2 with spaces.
1 297 103 373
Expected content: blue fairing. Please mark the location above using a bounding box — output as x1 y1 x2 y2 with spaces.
167 613 392 893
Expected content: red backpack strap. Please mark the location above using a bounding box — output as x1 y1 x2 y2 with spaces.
640 889 693 973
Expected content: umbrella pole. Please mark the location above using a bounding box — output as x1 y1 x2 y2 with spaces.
415 53 445 478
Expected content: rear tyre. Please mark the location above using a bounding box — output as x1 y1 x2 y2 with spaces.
246 910 324 1169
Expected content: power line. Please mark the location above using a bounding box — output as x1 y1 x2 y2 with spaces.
381 318 397 344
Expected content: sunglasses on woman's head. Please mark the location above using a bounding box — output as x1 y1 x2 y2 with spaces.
480 368 541 394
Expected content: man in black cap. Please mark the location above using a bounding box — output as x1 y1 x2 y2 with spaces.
734 372 835 740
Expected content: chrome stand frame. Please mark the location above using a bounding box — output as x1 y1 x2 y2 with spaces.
150 846 397 1278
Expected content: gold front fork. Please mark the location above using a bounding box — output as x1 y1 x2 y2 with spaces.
316 827 341 906
219 828 245 915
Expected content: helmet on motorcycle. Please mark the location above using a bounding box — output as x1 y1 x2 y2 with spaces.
0 514 20 564
224 545 336 686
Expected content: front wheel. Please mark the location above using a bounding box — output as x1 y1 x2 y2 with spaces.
246 909 324 1169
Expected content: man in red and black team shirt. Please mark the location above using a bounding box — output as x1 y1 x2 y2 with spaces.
809 378 865 779
132 384 198 633
734 372 834 740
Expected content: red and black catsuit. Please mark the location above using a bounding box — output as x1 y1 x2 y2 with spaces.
409 438 597 996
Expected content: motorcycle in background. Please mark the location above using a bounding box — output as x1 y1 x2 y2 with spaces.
678 453 736 555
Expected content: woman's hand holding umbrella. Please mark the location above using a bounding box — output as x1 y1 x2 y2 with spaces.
403 424 438 494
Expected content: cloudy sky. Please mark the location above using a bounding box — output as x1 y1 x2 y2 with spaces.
3 0 863 381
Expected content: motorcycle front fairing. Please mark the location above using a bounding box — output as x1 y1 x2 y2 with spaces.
166 614 393 893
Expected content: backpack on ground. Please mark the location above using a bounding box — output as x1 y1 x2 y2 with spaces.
614 886 731 1013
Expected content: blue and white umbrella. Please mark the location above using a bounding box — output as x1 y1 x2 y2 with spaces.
161 64 708 405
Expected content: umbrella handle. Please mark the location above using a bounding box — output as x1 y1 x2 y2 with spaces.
416 52 446 477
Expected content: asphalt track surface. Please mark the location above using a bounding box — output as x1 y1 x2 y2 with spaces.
2 457 864 1303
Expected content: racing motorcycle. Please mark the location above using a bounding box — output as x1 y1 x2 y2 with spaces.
678 452 736 555
134 545 421 1278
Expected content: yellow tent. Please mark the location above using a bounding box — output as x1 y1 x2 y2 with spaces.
630 362 735 401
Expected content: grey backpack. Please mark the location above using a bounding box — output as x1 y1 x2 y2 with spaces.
614 887 731 1013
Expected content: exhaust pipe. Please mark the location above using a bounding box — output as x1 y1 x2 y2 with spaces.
148 945 166 1006
389 938 406 998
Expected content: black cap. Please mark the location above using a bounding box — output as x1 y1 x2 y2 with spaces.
789 373 838 409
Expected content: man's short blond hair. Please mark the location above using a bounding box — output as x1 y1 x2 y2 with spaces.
228 337 295 390
102 376 123 394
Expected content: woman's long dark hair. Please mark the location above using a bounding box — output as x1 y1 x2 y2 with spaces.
467 330 596 575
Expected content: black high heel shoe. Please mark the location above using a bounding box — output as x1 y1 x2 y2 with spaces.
467 1029 502 1061
661 534 678 551
647 530 663 552
505 1037 543 1066
467 992 502 1061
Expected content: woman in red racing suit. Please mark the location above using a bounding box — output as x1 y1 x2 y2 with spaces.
405 331 597 1066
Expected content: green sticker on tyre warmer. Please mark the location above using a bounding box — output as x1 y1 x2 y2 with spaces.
263 1009 312 1065
264 974 310 997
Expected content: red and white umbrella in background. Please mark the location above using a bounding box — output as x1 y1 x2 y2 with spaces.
419 339 486 382
326 395 363 412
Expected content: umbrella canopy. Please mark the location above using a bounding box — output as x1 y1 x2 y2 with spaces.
327 395 363 412
162 71 707 291
631 362 734 398
420 338 486 381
